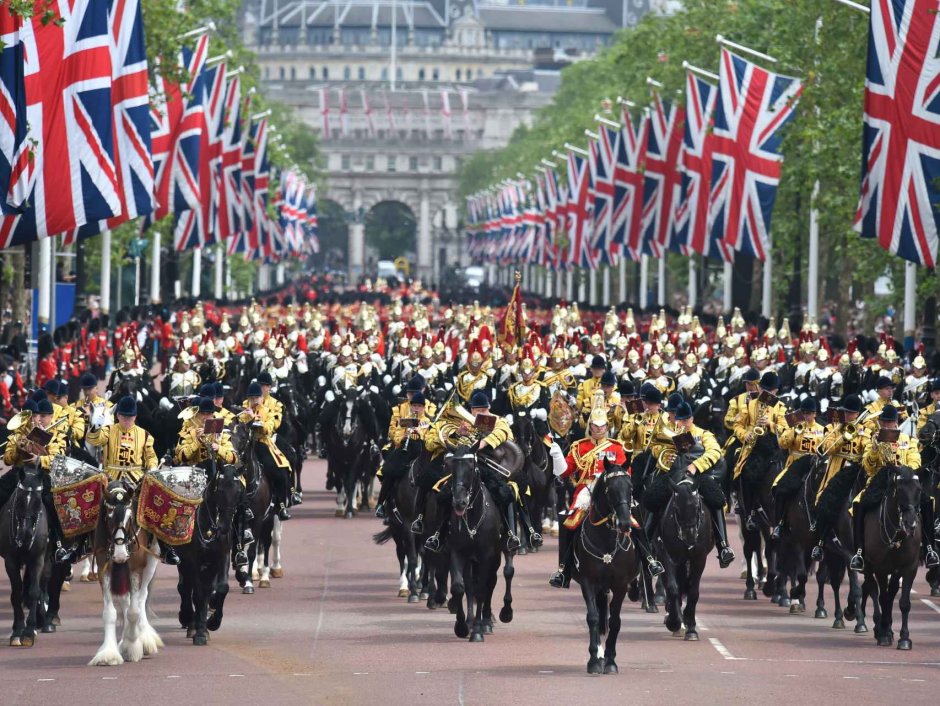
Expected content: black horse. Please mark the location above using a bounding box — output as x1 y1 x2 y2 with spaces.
0 466 49 647
511 413 550 554
737 433 780 603
657 466 714 641
445 447 513 643
327 387 373 518
570 460 637 675
858 465 922 650
230 421 273 594
177 463 242 645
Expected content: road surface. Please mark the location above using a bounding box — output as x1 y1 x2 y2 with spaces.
1 457 938 705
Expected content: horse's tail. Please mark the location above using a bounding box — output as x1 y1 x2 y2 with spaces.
372 527 395 545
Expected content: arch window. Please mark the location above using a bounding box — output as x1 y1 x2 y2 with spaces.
309 66 316 79
358 66 365 80
431 68 439 81
455 69 461 81
290 67 296 80
343 66 351 80
322 66 329 79
278 66 285 80
418 68 425 81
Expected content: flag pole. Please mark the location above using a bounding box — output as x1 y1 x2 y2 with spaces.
192 248 202 298
830 0 870 13
100 230 112 316
37 238 52 329
904 261 917 351
715 35 778 64
723 260 732 313
762 251 772 318
657 256 666 306
681 61 719 82
639 255 649 309
602 266 611 306
619 256 627 303
688 256 697 309
214 243 224 299
150 231 161 304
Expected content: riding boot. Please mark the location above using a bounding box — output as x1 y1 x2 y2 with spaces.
411 488 428 533
740 482 758 531
643 509 662 546
922 503 940 569
43 495 75 564
709 506 736 568
502 502 521 552
375 477 393 519
849 503 865 571
270 468 292 521
549 527 573 588
770 491 787 540
158 540 181 566
516 500 543 548
631 525 665 577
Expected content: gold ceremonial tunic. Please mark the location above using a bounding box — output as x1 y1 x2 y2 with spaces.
387 399 437 449
650 423 721 475
87 423 157 484
731 398 789 479
619 411 665 452
174 425 237 466
816 423 870 503
3 426 63 471
772 421 825 487
242 403 290 469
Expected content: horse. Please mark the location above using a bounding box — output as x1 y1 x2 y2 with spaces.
510 412 550 554
272 382 308 497
327 386 372 518
737 433 780 603
857 464 922 650
570 459 637 674
230 420 275 594
176 463 242 645
89 482 163 666
0 466 49 647
445 446 512 643
655 464 714 641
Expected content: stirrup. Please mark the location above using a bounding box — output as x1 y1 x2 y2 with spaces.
549 566 569 589
529 531 543 549
745 513 758 531
646 557 665 578
926 547 940 569
54 544 75 565
243 507 255 521
718 546 735 569
771 524 784 540
234 550 248 566
506 533 521 552
375 504 387 519
424 532 441 553
291 491 303 505
849 552 864 571
277 506 292 521
810 544 824 562
411 516 424 534
242 528 254 543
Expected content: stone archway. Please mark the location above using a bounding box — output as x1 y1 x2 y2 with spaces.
363 200 417 275
314 198 349 272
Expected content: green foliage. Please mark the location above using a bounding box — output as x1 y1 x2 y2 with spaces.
365 202 417 260
458 0 937 330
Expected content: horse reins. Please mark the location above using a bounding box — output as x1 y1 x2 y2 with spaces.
9 480 44 551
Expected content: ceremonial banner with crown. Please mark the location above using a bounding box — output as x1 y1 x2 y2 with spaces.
53 474 107 539
136 473 201 546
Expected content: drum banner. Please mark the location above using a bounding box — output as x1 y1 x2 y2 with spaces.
136 473 202 546
53 473 107 538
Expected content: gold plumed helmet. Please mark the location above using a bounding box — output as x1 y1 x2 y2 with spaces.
752 347 769 362
627 349 640 364
615 335 628 350
589 388 608 428
913 355 926 370
340 344 353 358
731 307 745 329
817 348 830 363
664 342 676 356
684 352 698 367
649 354 663 368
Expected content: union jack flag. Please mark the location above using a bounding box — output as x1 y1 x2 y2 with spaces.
218 72 243 240
591 129 616 265
622 107 651 260
306 187 319 253
644 91 685 257
674 71 732 261
0 12 29 213
0 0 120 248
707 48 802 261
854 0 940 267
229 114 256 258
566 150 597 270
69 0 154 244
252 117 272 260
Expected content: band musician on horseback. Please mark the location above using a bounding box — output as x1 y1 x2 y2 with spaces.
549 392 664 588
770 397 825 540
849 406 929 571
646 402 736 568
413 391 522 553
241 382 292 521
374 388 433 521
0 398 73 563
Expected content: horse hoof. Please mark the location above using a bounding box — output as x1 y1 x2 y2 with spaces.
41 624 56 634
587 659 603 675
627 581 640 602
242 586 254 595
645 604 659 614
186 627 196 639
877 636 893 647
89 572 98 581
832 619 845 629
9 636 21 647
334 509 344 518
518 547 527 556
769 594 780 605
419 592 429 601
779 598 791 608
469 632 484 643
193 634 208 646
398 588 409 598
271 568 284 579
814 608 828 619
684 631 699 642
407 595 420 604
790 603 802 615
207 613 223 631
20 636 34 648
743 589 758 601
345 511 354 519
79 574 92 583
854 624 868 634
844 606 857 621
51 616 61 627
654 594 666 607
762 583 775 598
447 597 460 615
897 639 912 651
603 660 618 675
499 606 513 624
482 623 493 635
454 622 469 639
932 587 940 597
61 581 71 592
259 579 271 588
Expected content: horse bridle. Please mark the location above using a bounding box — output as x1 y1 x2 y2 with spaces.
669 476 704 549
448 452 488 539
9 479 44 551
879 470 919 548
195 470 233 547
104 493 138 558
577 470 634 567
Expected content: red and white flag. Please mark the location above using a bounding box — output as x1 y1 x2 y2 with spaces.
319 87 331 139
361 89 376 138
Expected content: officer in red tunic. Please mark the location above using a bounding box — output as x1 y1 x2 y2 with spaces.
549 399 664 588
36 333 57 389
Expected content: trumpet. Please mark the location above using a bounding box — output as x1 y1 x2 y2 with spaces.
237 409 255 424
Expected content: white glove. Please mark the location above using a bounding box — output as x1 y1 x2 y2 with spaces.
505 414 515 425
444 382 453 391
325 390 335 403
550 442 567 477
297 361 308 375
136 392 143 402
392 385 402 396
141 388 149 397
820 398 830 413
573 486 591 511
159 397 173 412
383 374 392 385
370 385 379 395
533 408 548 422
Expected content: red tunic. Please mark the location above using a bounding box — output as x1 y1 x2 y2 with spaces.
561 437 630 529
36 357 57 388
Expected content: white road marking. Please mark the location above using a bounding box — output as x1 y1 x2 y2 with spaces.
538 670 553 674
920 599 940 615
353 672 369 675
457 672 465 706
415 671 430 674
843 676 859 680
312 547 334 653
229 674 244 678
708 637 741 660
38 678 55 682
903 679 925 683
102 677 117 680
292 673 311 677
720 672 735 675
166 675 181 679
695 618 710 631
